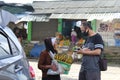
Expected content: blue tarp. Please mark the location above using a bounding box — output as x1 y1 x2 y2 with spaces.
115 39 120 47
30 43 45 57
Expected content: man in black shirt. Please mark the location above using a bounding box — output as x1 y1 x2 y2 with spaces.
77 21 104 80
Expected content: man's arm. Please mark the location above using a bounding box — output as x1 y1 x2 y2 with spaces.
77 48 101 55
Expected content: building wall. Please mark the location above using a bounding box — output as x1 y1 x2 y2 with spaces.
96 19 120 47
31 19 58 42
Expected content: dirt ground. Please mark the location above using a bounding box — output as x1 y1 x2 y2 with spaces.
29 59 120 80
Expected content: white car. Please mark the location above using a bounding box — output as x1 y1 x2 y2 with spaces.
0 10 35 80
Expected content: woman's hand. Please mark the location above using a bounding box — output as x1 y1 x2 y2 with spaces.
45 64 57 71
51 64 58 71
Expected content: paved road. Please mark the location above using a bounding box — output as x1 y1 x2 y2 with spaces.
29 59 120 80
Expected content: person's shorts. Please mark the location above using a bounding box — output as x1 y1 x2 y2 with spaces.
79 70 100 80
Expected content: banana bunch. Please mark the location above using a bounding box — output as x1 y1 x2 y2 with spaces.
54 53 73 64
63 40 70 46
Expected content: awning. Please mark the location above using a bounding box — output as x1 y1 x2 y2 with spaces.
18 15 49 22
49 13 120 20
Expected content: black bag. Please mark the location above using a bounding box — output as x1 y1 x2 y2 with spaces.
99 57 107 71
99 52 107 71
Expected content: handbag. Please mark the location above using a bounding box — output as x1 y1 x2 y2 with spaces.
99 52 107 71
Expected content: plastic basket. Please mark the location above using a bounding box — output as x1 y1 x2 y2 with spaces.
57 60 71 74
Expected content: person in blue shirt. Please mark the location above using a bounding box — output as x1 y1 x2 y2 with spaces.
77 21 104 80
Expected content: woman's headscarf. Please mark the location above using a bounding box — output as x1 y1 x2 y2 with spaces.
44 38 57 54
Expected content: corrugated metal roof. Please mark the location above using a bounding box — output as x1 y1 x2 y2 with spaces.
18 15 49 22
0 3 34 14
49 13 120 20
19 0 120 21
32 0 120 14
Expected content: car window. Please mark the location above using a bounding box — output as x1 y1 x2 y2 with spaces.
9 38 20 56
0 34 11 59
0 32 20 59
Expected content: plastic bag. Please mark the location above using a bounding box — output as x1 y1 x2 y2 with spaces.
47 60 64 75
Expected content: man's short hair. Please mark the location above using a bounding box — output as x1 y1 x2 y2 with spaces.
82 22 92 30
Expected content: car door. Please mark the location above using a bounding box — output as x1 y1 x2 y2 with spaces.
0 29 31 80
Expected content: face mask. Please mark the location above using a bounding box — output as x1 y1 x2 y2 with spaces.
82 30 89 36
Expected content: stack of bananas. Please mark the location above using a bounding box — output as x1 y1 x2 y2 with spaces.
63 40 70 46
54 53 73 64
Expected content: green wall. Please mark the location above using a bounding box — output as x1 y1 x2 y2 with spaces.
27 21 32 41
58 19 62 33
91 19 97 32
